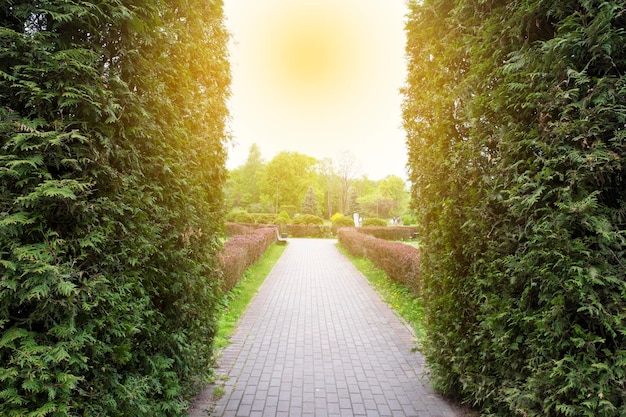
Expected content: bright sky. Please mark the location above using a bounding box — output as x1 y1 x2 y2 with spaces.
223 0 409 180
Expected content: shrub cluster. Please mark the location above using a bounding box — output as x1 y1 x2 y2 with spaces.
337 229 420 294
292 214 324 225
219 227 278 292
405 2 626 415
361 218 388 227
332 215 355 227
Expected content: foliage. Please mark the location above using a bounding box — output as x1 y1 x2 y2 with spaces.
338 230 421 294
292 214 325 226
250 213 276 224
279 205 298 218
275 210 291 225
404 0 626 415
0 0 230 415
332 215 355 227
219 228 278 292
286 224 329 238
225 149 409 219
362 218 388 227
225 144 265 210
258 151 318 212
225 209 254 224
301 186 319 215
346 187 360 215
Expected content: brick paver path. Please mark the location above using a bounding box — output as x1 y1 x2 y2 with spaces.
190 238 461 417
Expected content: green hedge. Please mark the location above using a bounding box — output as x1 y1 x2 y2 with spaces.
405 1 626 415
0 1 229 415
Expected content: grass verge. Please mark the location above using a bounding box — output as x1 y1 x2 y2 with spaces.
337 244 425 339
213 243 287 351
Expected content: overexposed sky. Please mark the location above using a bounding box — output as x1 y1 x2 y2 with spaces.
223 0 408 180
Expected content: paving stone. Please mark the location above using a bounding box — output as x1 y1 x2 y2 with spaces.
189 238 461 417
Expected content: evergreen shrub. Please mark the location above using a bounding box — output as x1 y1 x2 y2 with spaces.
292 214 324 225
332 215 356 227
362 218 388 227
225 209 254 224
251 213 277 224
404 1 626 415
275 210 292 225
0 0 230 415
287 224 330 238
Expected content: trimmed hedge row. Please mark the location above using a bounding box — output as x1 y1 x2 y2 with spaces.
338 229 421 294
337 226 418 241
287 224 331 238
225 222 271 237
219 227 277 292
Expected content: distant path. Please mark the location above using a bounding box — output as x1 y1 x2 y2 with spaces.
190 238 462 417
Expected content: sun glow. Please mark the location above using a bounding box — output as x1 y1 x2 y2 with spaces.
251 2 367 110
224 0 408 179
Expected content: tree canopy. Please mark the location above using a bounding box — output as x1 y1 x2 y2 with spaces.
225 145 410 220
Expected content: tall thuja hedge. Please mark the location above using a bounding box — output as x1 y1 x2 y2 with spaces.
404 1 625 416
0 1 230 415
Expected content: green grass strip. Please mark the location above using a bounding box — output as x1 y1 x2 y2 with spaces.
338 244 425 339
214 243 287 351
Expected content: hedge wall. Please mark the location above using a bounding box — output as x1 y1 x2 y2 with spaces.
404 1 626 415
219 227 278 292
338 229 421 295
0 1 229 415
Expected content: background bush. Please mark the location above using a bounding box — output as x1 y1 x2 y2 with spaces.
361 218 388 227
0 1 229 415
292 214 325 225
332 215 355 227
225 209 255 224
404 1 626 415
286 224 330 238
251 213 277 224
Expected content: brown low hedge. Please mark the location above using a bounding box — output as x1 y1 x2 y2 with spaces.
225 222 273 237
286 224 331 238
338 229 421 294
333 226 418 240
219 226 277 291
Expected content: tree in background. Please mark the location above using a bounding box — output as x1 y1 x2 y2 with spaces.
0 0 229 415
336 150 360 213
225 148 410 221
227 143 265 210
404 1 626 415
346 187 360 216
301 186 320 215
259 151 318 213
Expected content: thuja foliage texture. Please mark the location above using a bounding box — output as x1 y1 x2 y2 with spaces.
404 1 625 416
0 1 230 415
